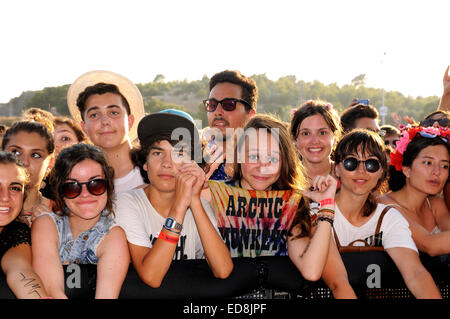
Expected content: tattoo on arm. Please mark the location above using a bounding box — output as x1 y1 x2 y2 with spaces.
299 240 311 258
19 272 42 298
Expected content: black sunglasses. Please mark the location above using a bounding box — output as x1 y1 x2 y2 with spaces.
384 139 399 147
203 98 250 112
342 157 381 173
420 118 449 128
61 179 107 199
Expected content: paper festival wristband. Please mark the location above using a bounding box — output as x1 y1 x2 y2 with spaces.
158 232 179 244
320 198 335 207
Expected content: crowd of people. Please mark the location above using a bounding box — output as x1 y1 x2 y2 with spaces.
0 66 449 299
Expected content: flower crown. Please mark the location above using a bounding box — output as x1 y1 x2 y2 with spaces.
389 125 450 171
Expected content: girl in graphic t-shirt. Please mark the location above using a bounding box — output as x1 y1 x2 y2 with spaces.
332 128 441 298
215 114 355 298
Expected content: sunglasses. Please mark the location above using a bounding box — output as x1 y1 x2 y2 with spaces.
420 118 449 128
203 98 250 112
61 179 107 199
342 157 381 173
384 139 399 147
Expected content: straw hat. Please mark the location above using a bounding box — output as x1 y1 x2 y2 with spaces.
67 70 145 141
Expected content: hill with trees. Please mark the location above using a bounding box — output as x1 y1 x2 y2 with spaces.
0 73 440 129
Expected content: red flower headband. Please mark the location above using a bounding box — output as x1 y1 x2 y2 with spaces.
389 125 450 171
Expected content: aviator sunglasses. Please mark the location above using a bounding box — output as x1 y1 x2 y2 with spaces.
203 98 251 112
342 157 381 173
61 179 107 199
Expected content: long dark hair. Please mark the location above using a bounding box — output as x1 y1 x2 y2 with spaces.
388 135 450 192
49 143 115 216
332 129 388 217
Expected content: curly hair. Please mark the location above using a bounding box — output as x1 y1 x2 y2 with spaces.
209 70 258 112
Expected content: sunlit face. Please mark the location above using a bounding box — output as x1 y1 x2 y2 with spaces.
335 148 383 197
354 117 380 132
144 140 191 193
3 131 52 189
54 123 79 155
81 92 134 150
295 114 336 165
207 82 255 141
239 129 281 191
0 163 27 230
63 159 107 221
403 145 449 195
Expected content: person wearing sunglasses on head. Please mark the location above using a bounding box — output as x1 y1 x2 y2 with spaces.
332 129 442 298
379 125 450 257
420 110 450 129
201 70 257 182
31 143 130 298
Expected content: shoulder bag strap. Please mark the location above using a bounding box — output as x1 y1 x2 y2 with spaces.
374 205 395 236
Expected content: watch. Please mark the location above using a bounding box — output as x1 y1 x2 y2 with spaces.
164 217 183 232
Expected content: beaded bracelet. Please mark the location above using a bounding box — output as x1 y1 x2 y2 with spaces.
158 232 179 244
313 216 334 226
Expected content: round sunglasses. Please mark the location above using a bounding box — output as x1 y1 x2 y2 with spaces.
342 157 381 173
61 179 107 199
203 98 250 112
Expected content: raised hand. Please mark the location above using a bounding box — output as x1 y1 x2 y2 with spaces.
303 174 338 204
443 65 450 95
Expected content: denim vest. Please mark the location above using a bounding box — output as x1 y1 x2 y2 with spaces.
42 211 116 265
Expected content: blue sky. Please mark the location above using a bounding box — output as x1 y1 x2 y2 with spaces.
0 0 448 103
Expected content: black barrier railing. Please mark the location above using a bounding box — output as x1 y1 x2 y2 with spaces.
0 252 448 299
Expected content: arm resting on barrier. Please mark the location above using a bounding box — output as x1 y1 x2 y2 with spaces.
321 240 357 299
411 227 450 257
1 243 49 299
190 198 233 279
288 221 332 282
386 247 442 299
31 214 67 298
95 226 130 298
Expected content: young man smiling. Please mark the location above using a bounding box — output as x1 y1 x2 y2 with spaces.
67 70 146 193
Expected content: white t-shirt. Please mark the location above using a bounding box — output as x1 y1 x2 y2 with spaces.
114 188 219 260
114 166 145 194
333 203 418 253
